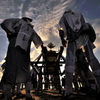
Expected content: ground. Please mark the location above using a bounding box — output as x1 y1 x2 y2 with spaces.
0 89 96 100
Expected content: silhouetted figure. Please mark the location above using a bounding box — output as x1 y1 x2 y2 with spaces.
31 72 37 90
0 17 43 100
58 9 100 100
75 49 98 94
62 76 65 88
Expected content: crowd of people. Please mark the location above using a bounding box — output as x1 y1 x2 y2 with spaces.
0 9 100 100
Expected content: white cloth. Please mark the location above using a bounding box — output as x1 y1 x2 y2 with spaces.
1 18 20 34
1 18 43 51
15 32 30 51
58 10 85 38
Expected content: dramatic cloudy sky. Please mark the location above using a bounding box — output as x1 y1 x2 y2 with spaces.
0 0 100 79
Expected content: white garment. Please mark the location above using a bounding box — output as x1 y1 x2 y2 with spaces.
15 32 30 51
58 10 85 38
1 18 43 51
64 12 82 32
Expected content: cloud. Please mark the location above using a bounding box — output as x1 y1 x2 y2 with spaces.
30 42 42 61
92 18 100 34
0 0 16 19
30 47 41 61
87 18 100 53
18 3 24 18
22 0 75 60
23 0 74 43
94 34 100 53
0 0 74 44
0 71 3 81
0 0 76 66
0 59 5 66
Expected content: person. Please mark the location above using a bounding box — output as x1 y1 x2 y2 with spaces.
58 9 100 100
76 49 98 89
75 48 98 95
0 17 43 100
31 68 37 90
62 76 65 88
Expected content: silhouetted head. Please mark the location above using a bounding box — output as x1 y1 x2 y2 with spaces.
22 17 32 22
22 17 34 28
